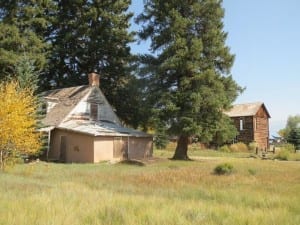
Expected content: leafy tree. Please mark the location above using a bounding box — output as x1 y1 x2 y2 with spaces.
287 128 300 150
0 80 41 170
279 115 300 140
281 115 300 150
0 0 51 79
137 0 242 159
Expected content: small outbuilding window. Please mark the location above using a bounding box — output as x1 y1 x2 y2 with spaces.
239 118 244 131
90 103 99 121
87 103 99 121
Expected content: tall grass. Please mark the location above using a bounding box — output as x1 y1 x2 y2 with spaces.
1 157 300 225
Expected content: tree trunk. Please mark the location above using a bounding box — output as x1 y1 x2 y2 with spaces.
172 135 190 160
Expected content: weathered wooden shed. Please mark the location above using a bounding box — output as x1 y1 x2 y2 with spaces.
224 102 271 150
41 73 153 163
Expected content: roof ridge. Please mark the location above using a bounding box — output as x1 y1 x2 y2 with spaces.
233 101 263 106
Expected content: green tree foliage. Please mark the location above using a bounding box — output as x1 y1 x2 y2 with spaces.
279 115 300 140
210 114 238 148
137 0 242 159
14 57 48 154
0 1 145 129
0 0 51 79
44 0 135 123
14 57 46 124
14 56 39 92
287 128 300 150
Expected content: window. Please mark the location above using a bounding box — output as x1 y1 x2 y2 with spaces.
239 118 244 131
90 103 99 121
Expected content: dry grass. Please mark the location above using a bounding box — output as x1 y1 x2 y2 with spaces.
1 154 300 225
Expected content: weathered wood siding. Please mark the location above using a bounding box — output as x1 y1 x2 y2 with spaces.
232 116 254 145
253 107 269 149
230 106 269 149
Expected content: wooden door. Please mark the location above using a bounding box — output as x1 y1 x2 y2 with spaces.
113 137 127 159
59 136 67 162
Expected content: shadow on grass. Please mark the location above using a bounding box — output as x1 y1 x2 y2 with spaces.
118 159 146 167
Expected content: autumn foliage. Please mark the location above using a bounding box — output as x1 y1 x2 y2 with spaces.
0 80 40 170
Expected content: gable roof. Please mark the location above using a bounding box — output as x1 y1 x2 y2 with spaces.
224 102 271 118
41 84 150 137
41 85 91 126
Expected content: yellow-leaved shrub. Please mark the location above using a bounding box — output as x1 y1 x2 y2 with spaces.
0 80 40 170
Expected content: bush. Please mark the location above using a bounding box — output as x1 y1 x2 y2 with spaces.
280 143 295 153
248 168 257 175
218 145 231 153
248 142 258 151
230 142 249 152
274 149 290 161
214 163 234 175
154 133 169 149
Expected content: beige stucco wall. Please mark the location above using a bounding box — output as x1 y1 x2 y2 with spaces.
94 137 114 162
49 129 153 163
48 129 61 160
128 137 153 159
94 136 153 161
49 129 94 163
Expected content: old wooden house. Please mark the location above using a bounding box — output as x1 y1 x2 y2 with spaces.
224 102 271 150
41 73 153 163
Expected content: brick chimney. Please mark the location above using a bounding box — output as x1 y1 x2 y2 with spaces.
88 72 100 87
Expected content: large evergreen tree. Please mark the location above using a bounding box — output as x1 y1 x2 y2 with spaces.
137 0 242 159
44 0 137 125
0 0 52 79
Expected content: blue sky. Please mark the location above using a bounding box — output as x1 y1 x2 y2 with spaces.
129 0 300 136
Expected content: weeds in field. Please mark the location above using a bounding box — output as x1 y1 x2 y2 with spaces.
214 163 234 175
1 154 300 225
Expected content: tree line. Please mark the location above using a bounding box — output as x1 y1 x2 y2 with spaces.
0 0 243 162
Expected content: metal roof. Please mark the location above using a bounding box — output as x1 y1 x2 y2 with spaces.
58 120 151 137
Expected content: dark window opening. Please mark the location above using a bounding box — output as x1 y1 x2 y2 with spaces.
90 103 98 121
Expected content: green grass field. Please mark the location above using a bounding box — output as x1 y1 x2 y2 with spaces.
1 149 300 225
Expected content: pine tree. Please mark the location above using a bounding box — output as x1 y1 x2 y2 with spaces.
0 0 52 79
15 56 39 92
137 0 242 159
14 56 48 156
45 0 131 99
43 0 136 125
